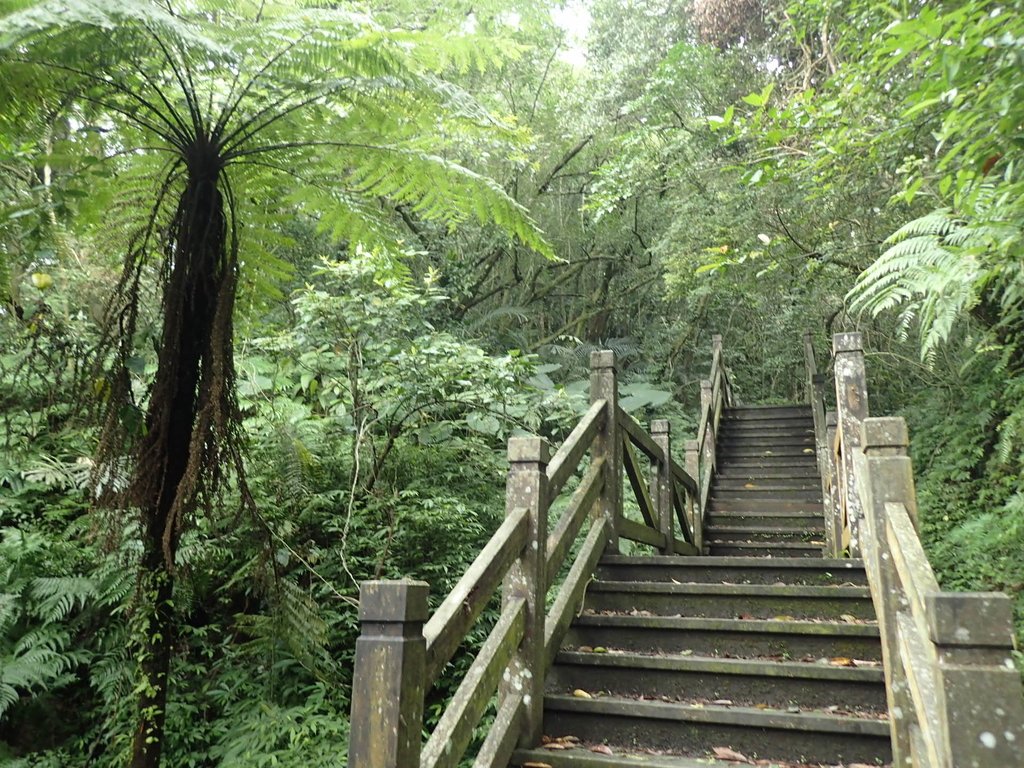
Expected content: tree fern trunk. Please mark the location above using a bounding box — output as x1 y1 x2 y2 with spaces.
129 166 227 768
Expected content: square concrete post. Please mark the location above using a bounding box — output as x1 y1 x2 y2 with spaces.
501 436 549 746
590 351 621 552
650 419 674 554
684 438 702 552
926 592 1024 767
833 332 869 556
347 580 429 768
824 411 843 557
861 417 917 767
699 379 716 484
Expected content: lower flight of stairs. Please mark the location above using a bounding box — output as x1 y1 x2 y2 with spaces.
509 405 891 768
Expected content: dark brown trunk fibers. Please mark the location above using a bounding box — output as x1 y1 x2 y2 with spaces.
129 166 228 768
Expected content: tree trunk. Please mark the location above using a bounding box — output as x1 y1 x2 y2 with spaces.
129 167 226 768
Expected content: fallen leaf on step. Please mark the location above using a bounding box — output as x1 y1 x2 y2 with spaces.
840 613 857 623
802 448 814 453
712 746 751 762
712 699 733 706
572 689 592 698
522 763 553 767
542 742 570 750
577 645 593 653
744 483 756 488
589 745 614 755
829 657 855 666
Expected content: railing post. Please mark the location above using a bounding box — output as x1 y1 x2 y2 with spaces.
685 438 702 552
651 419 674 555
502 436 549 746
699 378 716 481
590 350 621 552
861 417 917 767
926 592 1024 767
824 410 843 557
347 580 429 768
832 332 869 556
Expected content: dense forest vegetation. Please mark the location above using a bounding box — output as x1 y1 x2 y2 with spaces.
1 0 1022 765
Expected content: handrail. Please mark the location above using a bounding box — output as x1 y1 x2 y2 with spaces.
824 332 1024 767
689 333 735 549
347 346 717 768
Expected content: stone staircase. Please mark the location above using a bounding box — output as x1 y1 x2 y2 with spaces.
510 405 892 768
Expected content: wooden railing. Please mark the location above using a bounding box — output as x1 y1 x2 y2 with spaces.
812 331 1024 767
347 347 709 768
684 333 735 551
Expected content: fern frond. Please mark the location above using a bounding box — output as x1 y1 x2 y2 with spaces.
29 576 98 621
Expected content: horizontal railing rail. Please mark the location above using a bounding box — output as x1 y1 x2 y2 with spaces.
820 332 1024 767
348 343 720 768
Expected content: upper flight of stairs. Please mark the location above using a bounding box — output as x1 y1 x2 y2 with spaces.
510 405 892 768
707 405 825 558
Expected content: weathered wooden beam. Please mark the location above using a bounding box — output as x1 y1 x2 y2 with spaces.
833 332 869 556
423 506 529 686
617 516 666 549
651 419 674 555
617 406 664 465
590 350 621 551
622 436 657 529
669 457 698 497
500 436 549 747
472 691 523 768
347 580 429 768
544 517 609 669
860 417 920 767
547 399 606 498
672 483 692 545
546 458 604 588
421 598 526 768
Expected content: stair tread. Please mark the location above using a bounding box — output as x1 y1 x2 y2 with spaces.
590 582 869 597
542 694 891 734
572 614 879 633
554 650 884 681
511 746 741 768
599 555 864 568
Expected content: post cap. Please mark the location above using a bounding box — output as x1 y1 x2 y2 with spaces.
684 439 699 451
926 592 1015 647
833 332 863 354
590 350 616 370
862 417 908 454
700 378 712 390
508 435 551 464
825 410 838 427
651 419 670 434
358 580 430 623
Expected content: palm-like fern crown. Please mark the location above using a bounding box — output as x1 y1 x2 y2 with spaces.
0 0 552 284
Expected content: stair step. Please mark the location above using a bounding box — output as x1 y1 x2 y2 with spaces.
705 512 826 530
718 422 815 433
565 614 881 660
718 448 819 459
585 581 874 620
549 650 886 710
540 695 892 765
712 481 823 493
708 499 824 513
706 542 825 558
705 528 824 544
716 457 819 468
511 747 740 768
708 493 819 505
718 436 816 447
723 405 811 419
597 556 866 585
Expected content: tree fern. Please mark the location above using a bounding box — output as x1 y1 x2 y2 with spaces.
848 208 987 361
